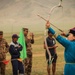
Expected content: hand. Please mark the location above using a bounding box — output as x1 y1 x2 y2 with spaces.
46 21 50 29
53 45 58 48
30 33 34 39
18 46 21 48
61 32 66 36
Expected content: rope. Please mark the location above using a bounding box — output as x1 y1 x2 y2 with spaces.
44 29 51 65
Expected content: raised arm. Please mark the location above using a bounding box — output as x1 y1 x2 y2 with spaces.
46 21 71 48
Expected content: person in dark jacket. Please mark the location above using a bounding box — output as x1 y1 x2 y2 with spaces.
9 34 24 75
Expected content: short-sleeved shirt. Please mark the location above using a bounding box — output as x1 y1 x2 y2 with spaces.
45 37 57 63
46 37 56 56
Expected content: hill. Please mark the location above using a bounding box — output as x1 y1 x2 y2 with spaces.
0 0 75 33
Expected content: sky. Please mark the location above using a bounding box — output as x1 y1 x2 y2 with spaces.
0 0 75 33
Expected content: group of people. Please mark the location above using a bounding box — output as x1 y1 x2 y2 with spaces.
0 21 75 75
0 28 34 75
45 21 75 75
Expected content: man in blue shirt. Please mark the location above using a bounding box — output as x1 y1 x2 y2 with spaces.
46 21 75 75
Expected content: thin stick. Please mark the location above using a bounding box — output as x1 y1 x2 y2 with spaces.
37 15 63 32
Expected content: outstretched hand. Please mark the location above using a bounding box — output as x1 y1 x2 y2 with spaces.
46 21 50 29
61 32 66 37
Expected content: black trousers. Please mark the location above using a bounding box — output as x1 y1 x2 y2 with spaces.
11 60 24 75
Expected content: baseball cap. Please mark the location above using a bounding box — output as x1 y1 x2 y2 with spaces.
12 34 19 38
0 31 3 35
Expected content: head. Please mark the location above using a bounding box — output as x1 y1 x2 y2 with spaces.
23 28 28 37
67 27 75 41
12 34 19 43
0 31 3 40
48 30 53 37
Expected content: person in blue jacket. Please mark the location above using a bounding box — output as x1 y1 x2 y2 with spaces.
9 34 24 75
46 21 75 75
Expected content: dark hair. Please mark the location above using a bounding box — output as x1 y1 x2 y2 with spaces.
23 28 28 31
48 30 51 34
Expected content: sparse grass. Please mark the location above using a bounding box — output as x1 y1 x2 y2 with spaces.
5 33 65 75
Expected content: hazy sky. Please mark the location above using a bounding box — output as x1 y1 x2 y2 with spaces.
0 0 75 33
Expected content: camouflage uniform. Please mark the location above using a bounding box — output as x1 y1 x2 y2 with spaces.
0 38 9 75
24 36 34 75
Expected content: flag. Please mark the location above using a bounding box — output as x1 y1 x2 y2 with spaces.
2 60 10 65
17 58 22 62
18 29 27 60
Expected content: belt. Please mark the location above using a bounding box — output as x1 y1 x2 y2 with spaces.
66 62 75 64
